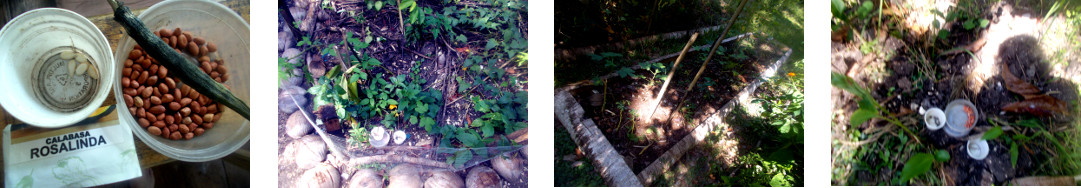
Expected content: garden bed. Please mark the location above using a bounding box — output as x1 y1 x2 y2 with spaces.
556 32 790 185
278 0 528 187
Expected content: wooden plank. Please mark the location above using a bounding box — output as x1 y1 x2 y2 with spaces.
555 90 643 187
636 48 793 185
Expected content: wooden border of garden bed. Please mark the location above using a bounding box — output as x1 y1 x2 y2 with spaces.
555 25 728 62
636 47 791 186
555 33 792 186
559 32 753 92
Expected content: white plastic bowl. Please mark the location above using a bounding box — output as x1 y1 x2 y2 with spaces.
112 0 249 162
0 8 114 128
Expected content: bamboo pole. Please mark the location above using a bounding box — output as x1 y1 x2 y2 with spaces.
672 0 750 115
646 32 699 120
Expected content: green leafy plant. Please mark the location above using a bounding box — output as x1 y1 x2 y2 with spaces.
589 52 624 69
899 153 934 183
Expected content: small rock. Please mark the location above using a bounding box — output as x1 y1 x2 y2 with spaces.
293 68 305 77
281 48 301 60
279 31 293 52
287 111 313 138
297 163 340 188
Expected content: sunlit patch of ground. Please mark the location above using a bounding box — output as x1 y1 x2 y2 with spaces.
900 0 956 38
970 3 1042 93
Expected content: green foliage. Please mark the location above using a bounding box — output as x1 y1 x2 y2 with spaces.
899 153 934 183
399 0 527 56
589 52 623 68
982 125 1003 140
934 149 950 162
752 76 804 143
832 72 882 130
831 0 846 18
306 30 444 147
855 1 875 19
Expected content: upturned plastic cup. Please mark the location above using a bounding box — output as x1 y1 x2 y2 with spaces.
967 139 989 160
924 108 946 131
944 99 978 138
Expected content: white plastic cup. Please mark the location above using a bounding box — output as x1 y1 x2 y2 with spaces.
0 8 114 128
967 139 989 160
924 108 946 131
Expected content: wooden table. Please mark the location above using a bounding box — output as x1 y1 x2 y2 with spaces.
0 0 249 170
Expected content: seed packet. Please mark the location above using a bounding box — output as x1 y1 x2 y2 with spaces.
3 105 142 187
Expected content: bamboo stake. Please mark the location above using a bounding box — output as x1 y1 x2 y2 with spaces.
672 0 750 115
646 32 700 120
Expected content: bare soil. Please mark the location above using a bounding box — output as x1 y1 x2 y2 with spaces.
566 35 786 172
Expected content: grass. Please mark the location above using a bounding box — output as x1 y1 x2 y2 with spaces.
554 125 605 187
649 59 805 187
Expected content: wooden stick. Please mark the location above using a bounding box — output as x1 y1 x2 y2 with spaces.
646 32 699 120
673 0 750 114
347 154 453 169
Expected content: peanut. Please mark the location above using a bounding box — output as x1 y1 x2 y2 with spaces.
169 102 181 111
147 126 162 136
138 118 149 127
149 105 166 114
125 28 230 140
207 41 217 53
162 94 175 103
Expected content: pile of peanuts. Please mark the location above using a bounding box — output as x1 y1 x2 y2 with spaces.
121 27 229 140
